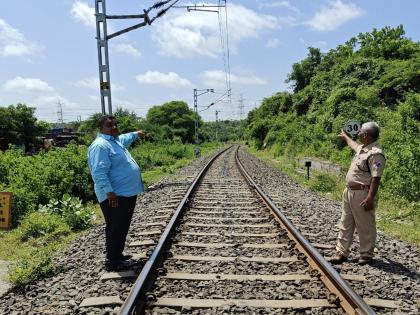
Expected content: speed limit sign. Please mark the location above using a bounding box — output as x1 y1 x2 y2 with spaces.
345 120 361 136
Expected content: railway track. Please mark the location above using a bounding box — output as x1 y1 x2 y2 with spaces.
78 145 400 314
118 145 373 315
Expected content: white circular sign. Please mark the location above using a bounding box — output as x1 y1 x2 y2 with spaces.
345 120 361 136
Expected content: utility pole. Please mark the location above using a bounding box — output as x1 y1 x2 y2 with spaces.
215 110 220 142
56 102 64 129
193 88 214 145
194 89 198 145
238 93 245 120
95 0 177 115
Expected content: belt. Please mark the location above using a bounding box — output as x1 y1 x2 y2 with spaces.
347 184 370 191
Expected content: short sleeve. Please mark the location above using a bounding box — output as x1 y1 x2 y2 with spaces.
368 154 386 177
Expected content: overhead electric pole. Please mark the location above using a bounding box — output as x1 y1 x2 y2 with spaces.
95 0 179 115
238 93 245 120
215 110 220 142
193 88 214 145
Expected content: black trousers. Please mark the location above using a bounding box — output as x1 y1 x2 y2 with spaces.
100 195 137 261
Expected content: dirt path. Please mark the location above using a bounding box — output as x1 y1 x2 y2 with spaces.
0 260 11 296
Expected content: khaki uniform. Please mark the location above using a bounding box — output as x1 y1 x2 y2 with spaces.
336 141 386 258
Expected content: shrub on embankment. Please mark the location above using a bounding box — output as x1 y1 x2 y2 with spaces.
0 141 216 226
0 145 94 226
246 26 420 204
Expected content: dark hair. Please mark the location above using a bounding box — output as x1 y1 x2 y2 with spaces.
99 115 116 129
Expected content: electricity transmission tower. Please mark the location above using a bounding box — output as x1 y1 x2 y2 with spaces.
95 0 179 115
56 102 64 128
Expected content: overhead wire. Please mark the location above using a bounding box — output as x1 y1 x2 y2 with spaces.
217 0 232 103
148 0 181 23
217 0 229 97
198 89 231 113
223 0 232 101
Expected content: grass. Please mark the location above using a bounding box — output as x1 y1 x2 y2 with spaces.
0 222 84 286
142 142 224 187
246 146 420 246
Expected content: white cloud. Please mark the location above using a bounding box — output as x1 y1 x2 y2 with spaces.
135 71 192 89
76 77 125 91
34 95 77 109
257 1 301 13
113 43 141 57
0 19 43 57
151 3 278 58
201 70 266 87
71 1 96 29
265 38 282 48
307 0 364 31
77 77 98 90
3 77 54 92
113 96 141 110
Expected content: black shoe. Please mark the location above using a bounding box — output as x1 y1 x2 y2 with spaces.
358 256 373 265
119 253 133 261
330 253 348 265
105 259 135 272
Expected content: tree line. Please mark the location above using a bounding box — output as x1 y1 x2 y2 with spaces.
0 100 244 151
246 25 419 202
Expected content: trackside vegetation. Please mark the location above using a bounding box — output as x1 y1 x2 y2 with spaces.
246 26 419 244
0 101 222 285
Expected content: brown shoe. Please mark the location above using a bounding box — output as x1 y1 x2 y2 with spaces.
358 256 373 265
330 252 347 264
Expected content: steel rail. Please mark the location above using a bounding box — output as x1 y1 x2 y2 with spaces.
119 146 232 315
234 146 375 315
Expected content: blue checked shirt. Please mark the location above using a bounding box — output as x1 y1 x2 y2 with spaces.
88 132 144 203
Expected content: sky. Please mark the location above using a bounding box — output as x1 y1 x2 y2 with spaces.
0 0 419 123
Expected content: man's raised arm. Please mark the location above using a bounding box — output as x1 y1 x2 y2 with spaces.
338 130 359 151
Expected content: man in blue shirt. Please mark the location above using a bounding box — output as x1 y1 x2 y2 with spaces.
88 115 145 271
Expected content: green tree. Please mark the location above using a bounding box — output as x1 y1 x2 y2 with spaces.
358 25 419 60
246 25 420 203
0 104 48 151
146 101 198 143
286 47 322 92
78 107 140 135
78 112 103 135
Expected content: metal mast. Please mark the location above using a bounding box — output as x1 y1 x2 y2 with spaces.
95 0 112 115
95 0 179 115
215 110 220 142
238 93 245 120
194 89 198 144
193 88 214 145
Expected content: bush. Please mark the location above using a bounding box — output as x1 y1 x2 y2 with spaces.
246 26 420 204
166 144 188 159
39 194 96 231
0 145 94 225
8 244 58 286
19 212 70 242
309 173 337 193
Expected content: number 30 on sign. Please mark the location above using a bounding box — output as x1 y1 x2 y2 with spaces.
345 120 361 136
